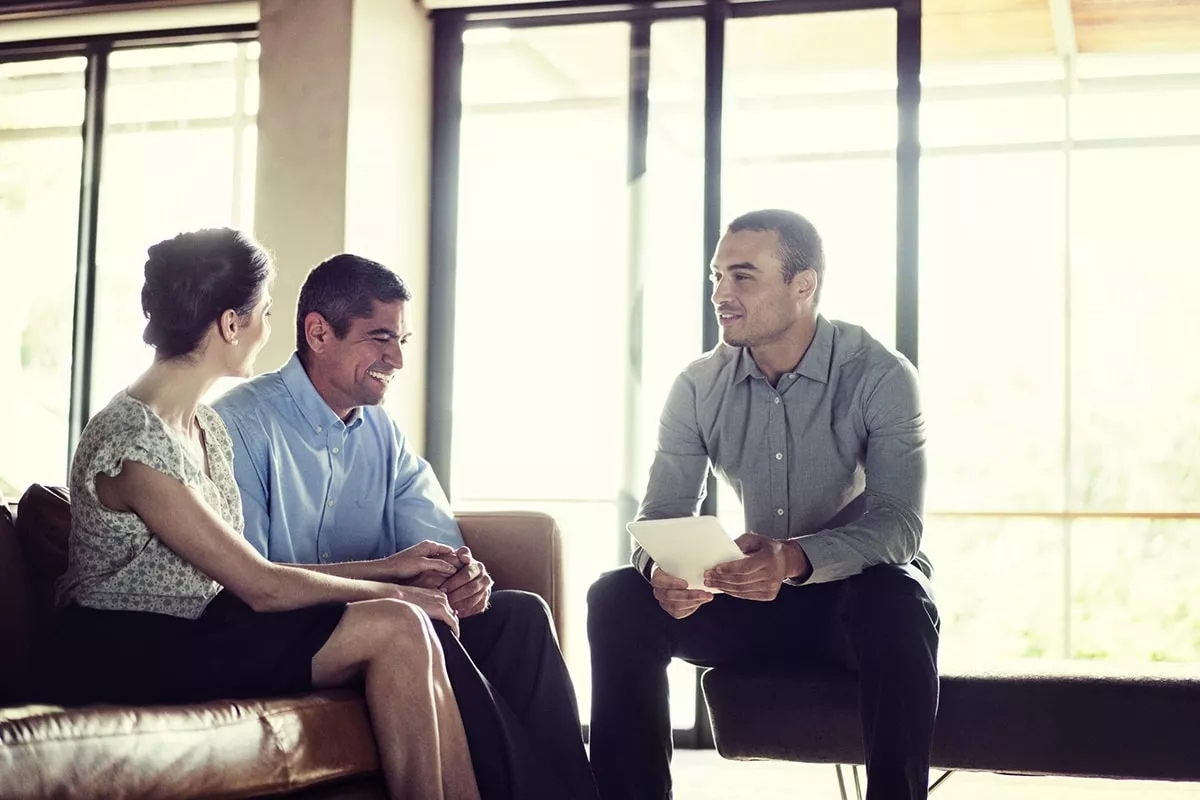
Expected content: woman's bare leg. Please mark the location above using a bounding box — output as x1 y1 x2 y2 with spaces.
418 612 480 799
311 599 480 800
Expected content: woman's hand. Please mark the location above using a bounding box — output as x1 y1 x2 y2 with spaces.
381 540 459 581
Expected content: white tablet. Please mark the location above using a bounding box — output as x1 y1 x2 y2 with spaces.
626 515 745 592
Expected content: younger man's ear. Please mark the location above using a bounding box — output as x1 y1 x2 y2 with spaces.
304 312 332 353
794 269 818 301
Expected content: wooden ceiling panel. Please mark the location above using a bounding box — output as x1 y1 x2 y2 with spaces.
925 7 1058 62
924 0 1050 13
1074 0 1200 54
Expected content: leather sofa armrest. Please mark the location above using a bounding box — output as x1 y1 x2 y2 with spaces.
456 511 565 645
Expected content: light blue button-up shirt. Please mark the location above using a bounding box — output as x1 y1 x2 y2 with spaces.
212 353 464 564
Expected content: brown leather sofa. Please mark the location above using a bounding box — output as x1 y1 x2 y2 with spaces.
0 484 567 799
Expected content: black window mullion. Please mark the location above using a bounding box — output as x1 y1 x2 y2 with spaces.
896 0 921 366
688 0 729 752
424 14 467 497
618 19 652 565
67 41 108 467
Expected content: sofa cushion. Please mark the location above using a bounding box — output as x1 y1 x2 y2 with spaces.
14 483 71 597
9 484 72 703
0 690 381 798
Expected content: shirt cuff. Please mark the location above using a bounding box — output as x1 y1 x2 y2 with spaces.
632 545 655 582
787 532 857 585
782 538 814 586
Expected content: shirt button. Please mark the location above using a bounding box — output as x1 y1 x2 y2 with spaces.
776 508 785 516
316 426 322 433
332 447 340 454
775 452 783 461
773 397 781 404
321 552 330 560
327 499 335 508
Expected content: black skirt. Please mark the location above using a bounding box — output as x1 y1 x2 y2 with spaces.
51 590 347 706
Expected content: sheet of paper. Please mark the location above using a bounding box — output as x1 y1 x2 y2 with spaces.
626 515 745 592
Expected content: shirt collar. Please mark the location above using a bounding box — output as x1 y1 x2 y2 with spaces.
733 315 834 386
280 352 365 433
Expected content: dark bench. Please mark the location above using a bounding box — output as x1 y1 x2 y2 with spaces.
702 660 1200 797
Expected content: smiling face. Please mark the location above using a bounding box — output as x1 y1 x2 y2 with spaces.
709 228 817 348
301 299 410 420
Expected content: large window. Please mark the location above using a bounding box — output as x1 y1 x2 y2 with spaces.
0 58 84 497
723 10 898 345
450 20 706 730
90 41 259 411
0 26 257 498
432 0 1200 746
920 57 1200 667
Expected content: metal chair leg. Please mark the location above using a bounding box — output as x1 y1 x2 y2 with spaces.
840 763 956 798
929 769 956 794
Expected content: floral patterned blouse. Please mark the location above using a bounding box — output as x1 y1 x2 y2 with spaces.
56 391 243 619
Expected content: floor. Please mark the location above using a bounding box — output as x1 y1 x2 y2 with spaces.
671 751 1200 799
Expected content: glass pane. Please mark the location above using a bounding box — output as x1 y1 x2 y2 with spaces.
926 515 1065 666
1072 86 1200 140
451 24 629 503
1072 31 1200 140
1071 519 1200 664
723 11 897 345
920 152 1066 512
461 25 626 104
104 42 242 123
724 10 896 157
0 57 85 495
1069 147 1200 512
453 23 702 729
922 91 1066 148
89 42 259 413
723 159 896 345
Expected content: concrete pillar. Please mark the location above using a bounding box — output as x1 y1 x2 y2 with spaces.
255 0 431 448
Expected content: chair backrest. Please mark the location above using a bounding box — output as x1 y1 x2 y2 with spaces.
0 497 33 705
0 485 72 706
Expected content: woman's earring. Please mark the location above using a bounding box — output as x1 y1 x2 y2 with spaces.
232 338 240 345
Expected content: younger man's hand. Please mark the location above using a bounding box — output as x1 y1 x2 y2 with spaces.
650 564 713 619
703 533 809 600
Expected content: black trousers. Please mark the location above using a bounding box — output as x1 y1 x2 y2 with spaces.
431 589 600 800
587 564 940 800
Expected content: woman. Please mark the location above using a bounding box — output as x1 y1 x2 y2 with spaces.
54 228 480 800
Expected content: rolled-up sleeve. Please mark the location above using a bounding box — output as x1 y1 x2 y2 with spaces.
633 372 712 578
792 360 926 584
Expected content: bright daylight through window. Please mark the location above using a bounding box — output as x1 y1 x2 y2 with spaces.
444 3 1200 735
0 40 258 498
2 0 1198 742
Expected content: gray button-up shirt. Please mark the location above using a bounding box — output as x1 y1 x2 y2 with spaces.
634 315 931 585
